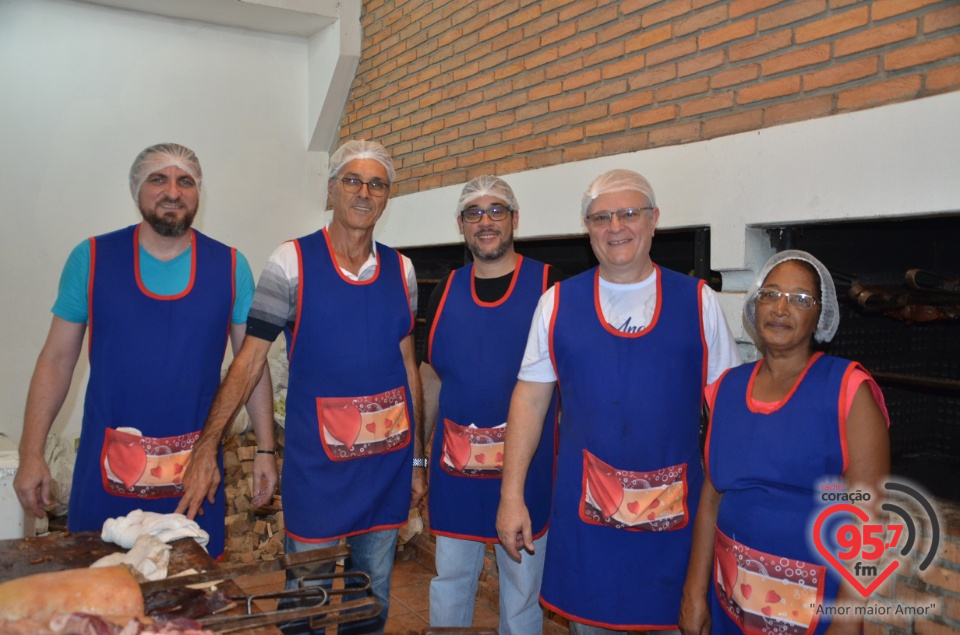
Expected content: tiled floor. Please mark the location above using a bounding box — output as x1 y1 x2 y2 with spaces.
383 554 501 633
234 551 502 634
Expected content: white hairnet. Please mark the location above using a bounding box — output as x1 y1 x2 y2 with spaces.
329 139 396 184
457 175 518 214
581 169 657 217
129 143 202 202
744 249 840 343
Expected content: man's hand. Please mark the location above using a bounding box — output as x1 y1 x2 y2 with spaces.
410 465 427 509
678 591 711 635
250 453 278 508
175 438 220 519
496 496 533 562
13 456 52 520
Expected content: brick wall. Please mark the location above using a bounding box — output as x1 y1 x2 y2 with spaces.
864 502 960 635
340 0 960 196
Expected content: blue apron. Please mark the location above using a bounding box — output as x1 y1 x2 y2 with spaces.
707 354 858 635
543 265 706 629
282 228 415 542
428 256 558 541
72 224 233 557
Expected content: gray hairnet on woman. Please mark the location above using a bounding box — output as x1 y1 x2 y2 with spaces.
681 249 890 635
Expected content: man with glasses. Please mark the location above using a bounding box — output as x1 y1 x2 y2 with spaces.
179 140 424 634
496 169 740 634
419 176 564 634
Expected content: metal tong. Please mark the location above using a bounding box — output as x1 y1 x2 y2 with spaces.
198 570 381 632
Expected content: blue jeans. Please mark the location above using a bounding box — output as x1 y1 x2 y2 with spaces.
429 533 547 635
279 529 398 634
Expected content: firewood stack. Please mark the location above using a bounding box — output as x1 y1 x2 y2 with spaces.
222 426 285 564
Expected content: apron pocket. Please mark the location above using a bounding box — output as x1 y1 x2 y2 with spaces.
101 427 199 498
579 449 688 531
714 527 826 635
441 418 505 477
317 387 410 461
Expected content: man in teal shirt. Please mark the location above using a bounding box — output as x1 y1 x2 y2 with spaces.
15 143 276 555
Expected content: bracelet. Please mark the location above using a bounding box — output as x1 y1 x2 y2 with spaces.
412 457 428 469
256 449 277 455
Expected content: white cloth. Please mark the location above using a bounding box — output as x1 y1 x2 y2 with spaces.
519 268 741 385
90 534 171 581
101 510 210 550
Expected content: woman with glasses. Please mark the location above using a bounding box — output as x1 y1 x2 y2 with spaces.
680 250 890 635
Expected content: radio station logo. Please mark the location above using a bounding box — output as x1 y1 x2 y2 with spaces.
811 479 942 609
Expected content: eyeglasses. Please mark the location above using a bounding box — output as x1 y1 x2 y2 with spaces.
584 207 653 227
340 177 390 197
756 288 820 310
460 206 513 223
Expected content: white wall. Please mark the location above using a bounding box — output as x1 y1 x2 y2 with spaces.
376 91 960 343
0 0 326 441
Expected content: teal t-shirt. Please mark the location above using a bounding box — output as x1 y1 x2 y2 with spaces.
52 238 255 324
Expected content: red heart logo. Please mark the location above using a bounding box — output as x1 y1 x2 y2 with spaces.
495 452 504 463
475 453 486 464
173 463 183 474
105 432 147 490
322 400 362 450
761 606 772 617
740 584 752 600
150 466 163 479
647 512 657 521
385 418 394 429
813 504 900 597
366 422 377 434
627 501 639 515
649 499 660 509
765 590 781 604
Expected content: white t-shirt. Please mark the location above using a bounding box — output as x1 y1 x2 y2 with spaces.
519 268 740 384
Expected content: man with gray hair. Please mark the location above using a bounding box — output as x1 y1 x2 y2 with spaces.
420 175 564 634
179 139 424 634
15 143 277 559
497 169 740 633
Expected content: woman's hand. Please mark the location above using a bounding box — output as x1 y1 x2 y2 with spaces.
678 591 711 635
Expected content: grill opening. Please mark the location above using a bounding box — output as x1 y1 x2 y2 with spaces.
764 215 960 502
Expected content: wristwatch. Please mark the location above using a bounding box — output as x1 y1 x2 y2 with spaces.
413 457 428 469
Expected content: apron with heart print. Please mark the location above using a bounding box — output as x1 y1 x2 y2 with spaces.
70 225 233 558
280 228 415 543
542 266 706 629
426 258 559 542
706 355 862 635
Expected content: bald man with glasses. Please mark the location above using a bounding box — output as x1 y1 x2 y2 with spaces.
497 169 740 634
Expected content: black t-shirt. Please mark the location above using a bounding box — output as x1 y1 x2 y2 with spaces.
424 263 567 361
